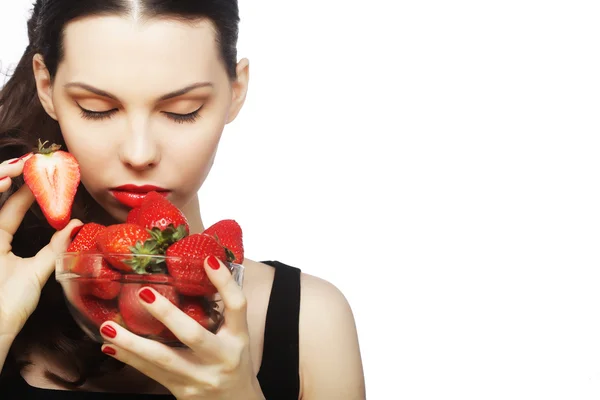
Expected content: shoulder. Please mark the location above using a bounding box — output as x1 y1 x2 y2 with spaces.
299 272 352 319
298 272 366 400
298 272 358 342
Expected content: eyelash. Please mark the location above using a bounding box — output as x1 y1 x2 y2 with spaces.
77 105 202 124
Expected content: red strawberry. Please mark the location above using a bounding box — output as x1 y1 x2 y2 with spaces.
73 295 122 327
165 233 227 296
119 282 180 336
126 207 141 225
71 252 121 299
95 223 160 273
123 273 174 285
67 223 106 252
137 191 189 233
203 220 244 264
23 140 80 230
180 298 219 330
160 297 221 341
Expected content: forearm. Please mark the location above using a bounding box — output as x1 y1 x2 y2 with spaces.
0 334 15 373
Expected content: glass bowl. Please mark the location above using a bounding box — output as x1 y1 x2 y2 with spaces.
55 252 244 347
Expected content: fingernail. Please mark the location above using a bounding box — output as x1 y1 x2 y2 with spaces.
139 288 156 304
9 152 32 164
207 255 221 270
102 346 116 356
70 225 83 240
0 177 8 182
100 325 117 339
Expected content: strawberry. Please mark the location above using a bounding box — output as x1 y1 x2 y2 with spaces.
137 191 189 232
95 223 163 273
165 233 227 296
67 223 106 252
160 297 221 341
126 207 141 225
119 282 180 336
73 295 122 327
203 219 244 264
71 252 121 300
123 273 174 285
180 297 221 330
23 139 80 230
134 192 189 252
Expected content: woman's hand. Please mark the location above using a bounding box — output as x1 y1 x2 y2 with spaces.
98 256 265 400
0 154 83 340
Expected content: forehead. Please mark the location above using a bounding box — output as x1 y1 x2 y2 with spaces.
59 16 222 92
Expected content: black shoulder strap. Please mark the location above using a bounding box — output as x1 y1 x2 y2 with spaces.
257 261 301 399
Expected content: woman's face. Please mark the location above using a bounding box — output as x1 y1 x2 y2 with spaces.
33 16 248 222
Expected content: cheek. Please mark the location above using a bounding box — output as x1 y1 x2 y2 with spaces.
165 123 223 194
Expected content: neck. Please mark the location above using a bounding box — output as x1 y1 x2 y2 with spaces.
181 194 205 234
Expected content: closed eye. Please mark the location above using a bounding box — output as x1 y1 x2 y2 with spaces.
162 106 203 124
76 104 202 124
77 104 118 120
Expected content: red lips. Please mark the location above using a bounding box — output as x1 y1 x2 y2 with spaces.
110 185 169 208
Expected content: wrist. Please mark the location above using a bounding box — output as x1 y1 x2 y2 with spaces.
0 332 16 346
0 333 17 373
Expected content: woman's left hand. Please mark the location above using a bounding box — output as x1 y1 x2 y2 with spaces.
98 255 265 400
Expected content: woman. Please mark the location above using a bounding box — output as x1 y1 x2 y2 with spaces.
0 0 365 399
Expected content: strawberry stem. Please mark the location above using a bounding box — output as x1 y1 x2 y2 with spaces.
224 247 236 263
34 139 62 155
124 239 166 274
147 224 188 253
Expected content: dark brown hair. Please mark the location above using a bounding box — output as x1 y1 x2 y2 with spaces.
0 0 240 387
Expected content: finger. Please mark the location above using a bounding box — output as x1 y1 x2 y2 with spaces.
0 176 12 194
32 219 83 283
204 256 248 334
99 343 176 389
0 152 32 170
1 152 33 166
0 184 35 236
0 153 33 190
99 322 199 376
134 286 222 356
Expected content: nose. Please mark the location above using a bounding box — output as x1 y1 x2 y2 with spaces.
118 120 161 171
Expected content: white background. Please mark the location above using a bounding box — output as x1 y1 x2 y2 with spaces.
2 1 600 399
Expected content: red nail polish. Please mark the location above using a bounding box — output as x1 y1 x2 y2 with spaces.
9 152 32 164
100 325 117 339
102 346 116 356
70 225 83 240
139 288 156 304
207 255 221 270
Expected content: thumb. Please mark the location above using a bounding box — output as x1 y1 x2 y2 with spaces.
32 219 84 282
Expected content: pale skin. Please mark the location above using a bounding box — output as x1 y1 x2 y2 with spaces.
0 15 365 399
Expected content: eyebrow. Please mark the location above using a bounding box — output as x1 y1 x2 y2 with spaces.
63 82 214 102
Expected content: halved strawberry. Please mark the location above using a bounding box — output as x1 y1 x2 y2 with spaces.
67 223 106 252
119 282 180 336
165 233 227 296
71 252 121 300
23 139 80 230
95 223 163 273
203 219 244 264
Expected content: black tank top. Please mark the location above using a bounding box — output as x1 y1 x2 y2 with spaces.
1 260 301 400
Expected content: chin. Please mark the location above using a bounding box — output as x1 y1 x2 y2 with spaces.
85 191 130 224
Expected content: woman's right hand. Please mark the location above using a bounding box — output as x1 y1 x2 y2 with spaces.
0 155 82 341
